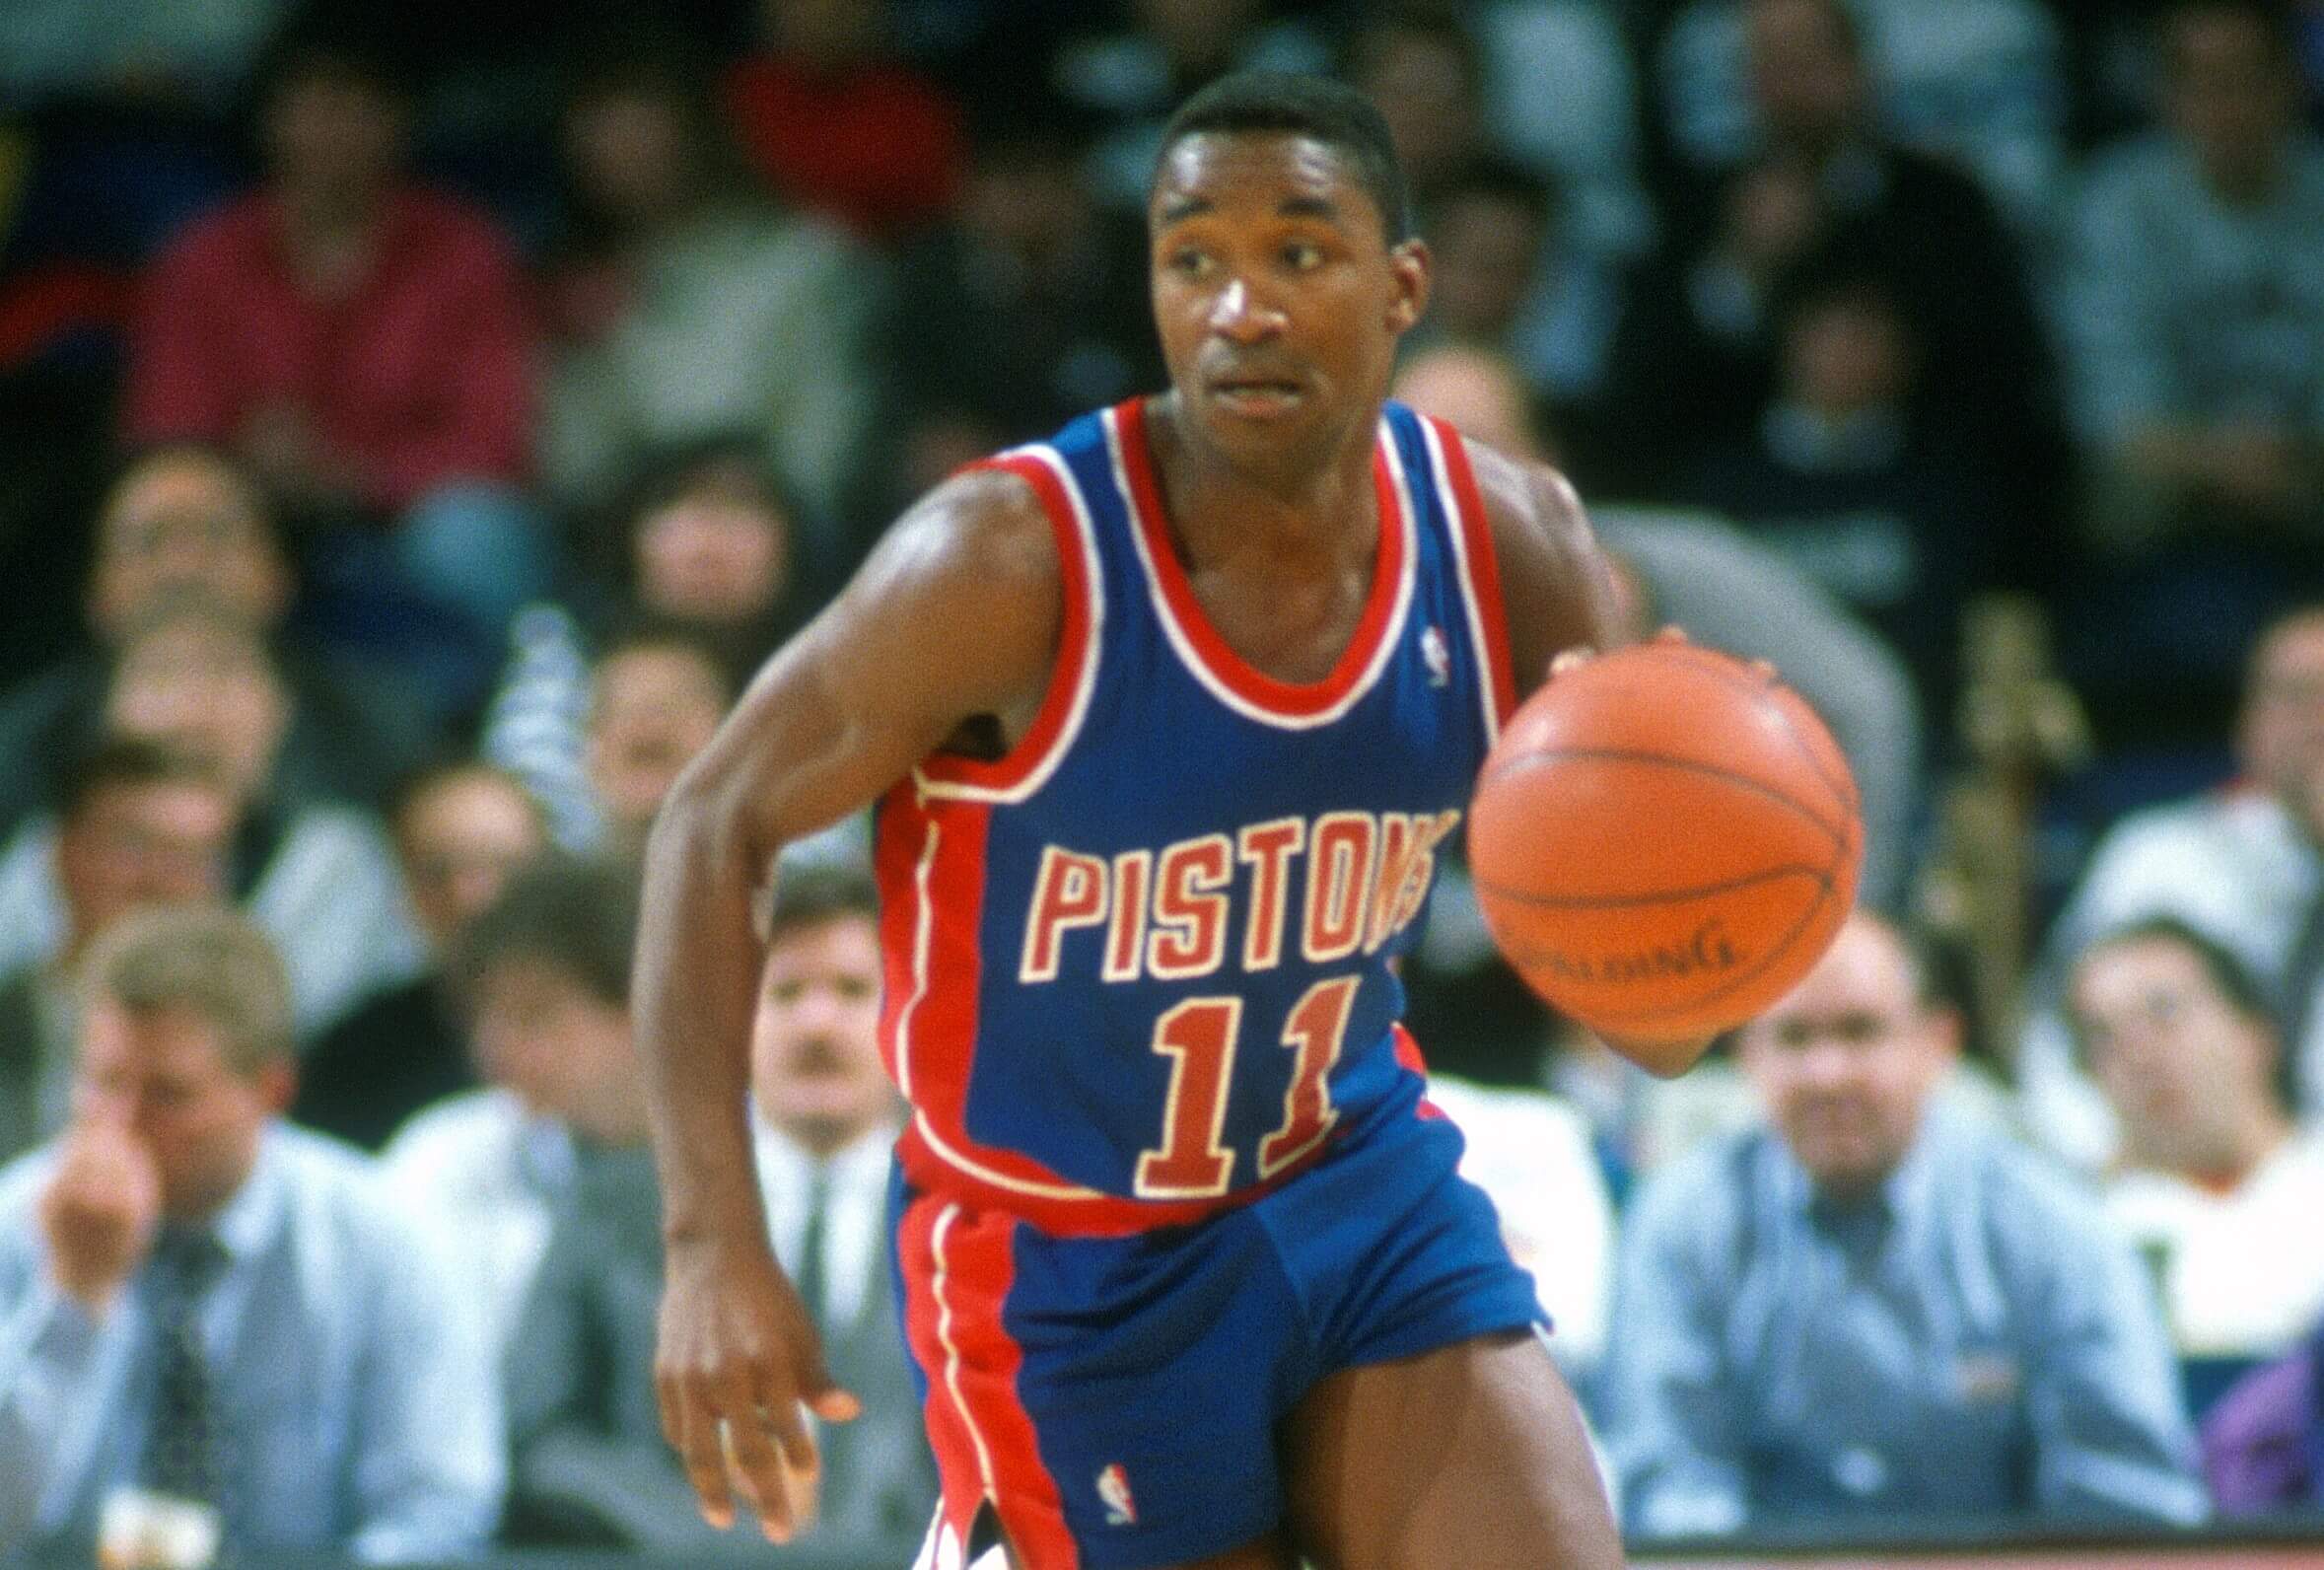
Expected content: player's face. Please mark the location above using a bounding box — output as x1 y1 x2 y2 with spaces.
2072 936 2275 1176
1738 914 1953 1198
1148 132 1427 466
750 915 896 1153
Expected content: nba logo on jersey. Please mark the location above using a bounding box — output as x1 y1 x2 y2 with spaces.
1422 624 1451 686
1097 1463 1138 1527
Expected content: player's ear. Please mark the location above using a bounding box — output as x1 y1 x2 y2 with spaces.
1386 238 1430 335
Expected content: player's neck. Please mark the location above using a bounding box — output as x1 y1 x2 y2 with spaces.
1144 392 1378 562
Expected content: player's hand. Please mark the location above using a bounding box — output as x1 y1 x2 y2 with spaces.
1547 624 1694 681
655 1235 860 1543
37 1113 161 1312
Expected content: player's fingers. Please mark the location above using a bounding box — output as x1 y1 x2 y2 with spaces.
1653 623 1692 643
810 1387 863 1423
671 1386 739 1531
718 1396 796 1542
1747 657 1779 681
1548 645 1595 678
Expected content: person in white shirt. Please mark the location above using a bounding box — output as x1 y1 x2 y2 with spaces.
2023 604 2324 1161
748 859 936 1547
2069 916 2324 1358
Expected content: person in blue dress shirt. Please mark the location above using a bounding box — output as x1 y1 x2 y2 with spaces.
0 903 503 1561
1604 908 2206 1537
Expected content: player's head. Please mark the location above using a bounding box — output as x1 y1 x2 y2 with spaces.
751 861 896 1155
1734 908 1958 1198
2068 916 2289 1178
1147 73 1429 465
2235 604 2324 830
75 904 296 1218
450 854 647 1142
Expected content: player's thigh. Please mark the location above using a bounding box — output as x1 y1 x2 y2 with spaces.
1281 1327 1621 1570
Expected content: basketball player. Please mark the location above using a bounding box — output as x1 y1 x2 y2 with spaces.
639 73 1706 1570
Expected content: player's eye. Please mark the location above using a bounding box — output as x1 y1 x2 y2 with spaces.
1282 241 1323 270
1167 248 1213 278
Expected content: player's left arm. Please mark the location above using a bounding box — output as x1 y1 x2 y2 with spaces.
1461 435 1718 1075
1456 436 1628 706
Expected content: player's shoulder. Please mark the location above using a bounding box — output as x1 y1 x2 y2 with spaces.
874 462 1065 600
1444 430 1592 568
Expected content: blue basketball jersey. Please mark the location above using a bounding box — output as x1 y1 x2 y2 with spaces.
875 396 1515 1234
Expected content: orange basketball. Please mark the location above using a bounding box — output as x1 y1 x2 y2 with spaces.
1468 639 1864 1043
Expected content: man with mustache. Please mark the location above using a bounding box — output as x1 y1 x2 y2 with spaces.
1603 909 2202 1535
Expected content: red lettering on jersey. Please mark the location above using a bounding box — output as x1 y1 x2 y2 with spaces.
1235 819 1305 972
1103 850 1153 983
1147 834 1232 979
1020 847 1108 983
1303 812 1377 963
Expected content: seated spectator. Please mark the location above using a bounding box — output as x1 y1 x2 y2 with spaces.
486 442 813 852
721 0 964 243
2056 0 2324 711
386 854 647 1377
584 627 733 862
0 904 502 1559
541 48 874 532
1471 0 1652 261
121 26 544 717
1655 0 2069 234
2202 1313 2324 1515
1611 0 2060 522
2022 604 2324 1162
0 596 425 1040
1425 1074 1615 1391
0 740 232 1165
0 444 441 835
293 762 549 1151
880 107 1162 510
1681 250 1989 708
744 861 936 1544
2069 918 2324 1357
1605 909 2203 1536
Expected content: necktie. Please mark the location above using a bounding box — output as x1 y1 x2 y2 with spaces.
795 1161 831 1330
142 1227 231 1523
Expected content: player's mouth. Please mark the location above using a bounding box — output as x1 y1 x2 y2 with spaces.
1207 375 1307 418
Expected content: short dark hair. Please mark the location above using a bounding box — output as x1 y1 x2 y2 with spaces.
447 853 641 1008
54 736 223 821
1154 72 1413 243
2070 915 2292 1104
767 860 879 943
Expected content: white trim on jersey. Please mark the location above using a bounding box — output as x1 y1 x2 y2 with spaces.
1416 415 1505 749
915 442 1107 805
1104 409 1417 731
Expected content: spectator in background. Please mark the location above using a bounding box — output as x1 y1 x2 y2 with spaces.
1611 0 2060 527
293 762 549 1151
1051 0 1330 214
2056 0 2324 707
1470 0 1652 263
2070 918 2324 1358
1605 910 2202 1536
1341 5 1492 222
584 626 732 863
0 905 503 1560
487 441 814 853
0 596 426 1042
1654 0 2069 236
0 741 232 1166
1681 250 1987 707
541 47 875 533
121 27 543 718
0 445 440 835
881 106 1162 509
2022 605 2324 1164
743 861 936 1545
387 854 644 1376
722 0 963 243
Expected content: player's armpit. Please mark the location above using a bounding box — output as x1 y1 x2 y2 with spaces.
1455 438 1625 707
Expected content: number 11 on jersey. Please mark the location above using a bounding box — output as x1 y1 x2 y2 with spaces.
1133 975 1360 1199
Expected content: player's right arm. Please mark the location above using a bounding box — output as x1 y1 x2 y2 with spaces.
639 466 1061 1540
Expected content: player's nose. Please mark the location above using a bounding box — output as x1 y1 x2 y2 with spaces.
1207 276 1285 341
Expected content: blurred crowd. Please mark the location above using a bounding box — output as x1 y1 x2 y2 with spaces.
2 0 2324 1561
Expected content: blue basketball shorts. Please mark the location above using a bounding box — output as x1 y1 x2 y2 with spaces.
892 1084 1545 1570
